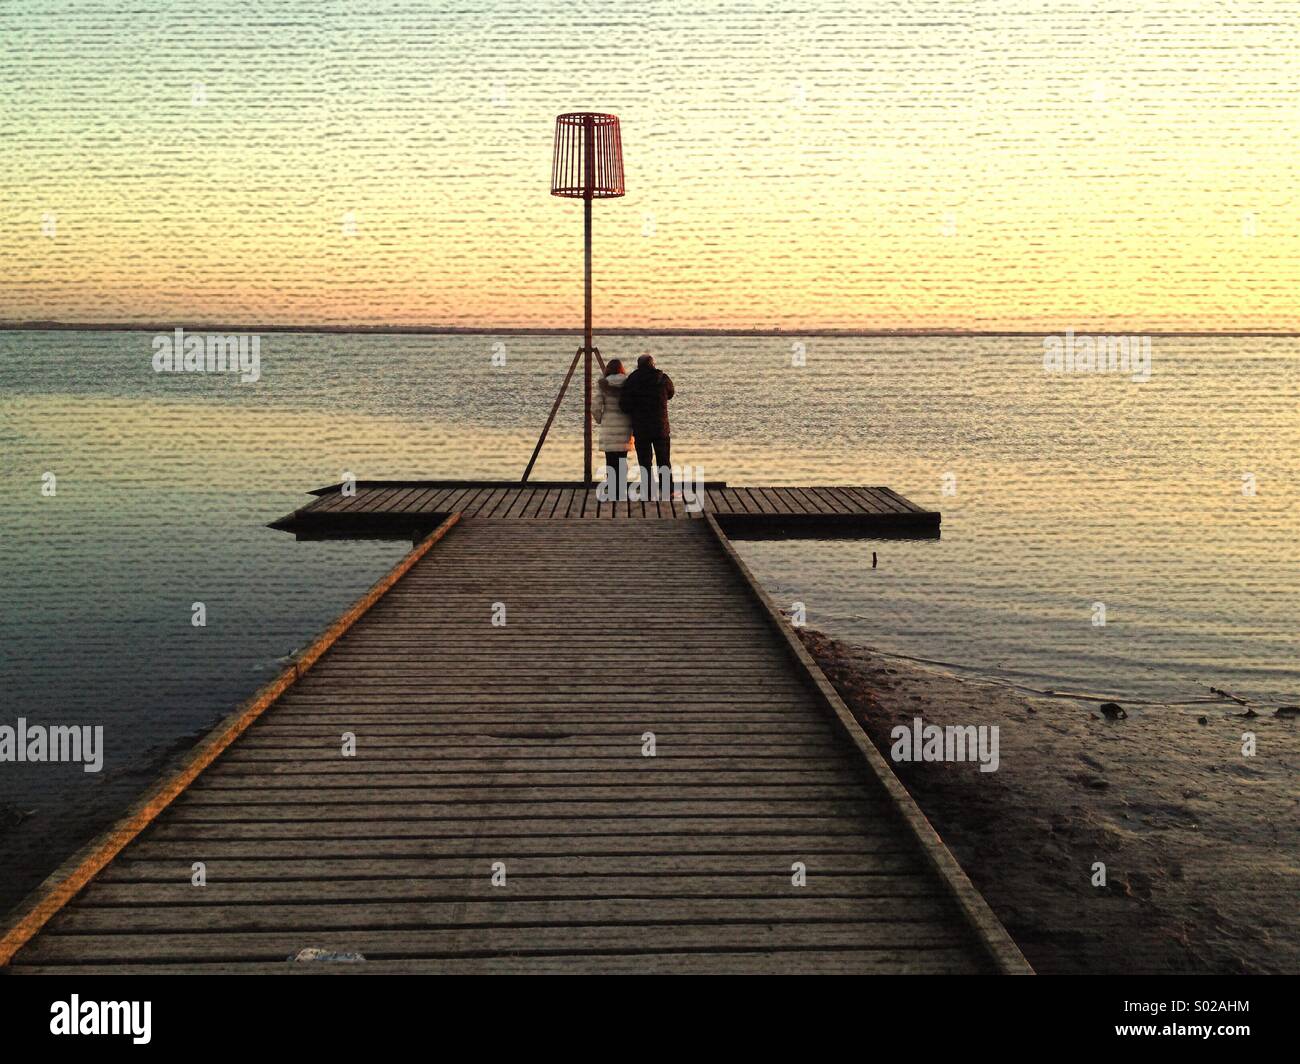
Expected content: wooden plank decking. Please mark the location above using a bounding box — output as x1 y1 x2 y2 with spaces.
2 515 1025 975
269 480 940 540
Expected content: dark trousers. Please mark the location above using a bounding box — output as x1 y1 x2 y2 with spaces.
603 451 629 499
634 435 673 497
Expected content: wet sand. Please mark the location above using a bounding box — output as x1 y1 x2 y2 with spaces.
798 627 1300 975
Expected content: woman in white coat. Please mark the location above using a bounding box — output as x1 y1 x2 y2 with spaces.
593 359 634 497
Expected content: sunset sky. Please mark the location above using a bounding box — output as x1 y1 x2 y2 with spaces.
2 0 1297 331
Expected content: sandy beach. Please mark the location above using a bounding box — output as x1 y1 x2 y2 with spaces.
798 627 1300 975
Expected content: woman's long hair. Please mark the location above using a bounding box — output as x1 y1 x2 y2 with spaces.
604 359 625 376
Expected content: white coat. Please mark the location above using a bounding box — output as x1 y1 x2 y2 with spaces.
593 372 634 452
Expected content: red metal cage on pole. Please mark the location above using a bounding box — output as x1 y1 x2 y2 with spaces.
551 113 625 200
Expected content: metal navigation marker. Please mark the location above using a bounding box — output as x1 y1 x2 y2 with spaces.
523 112 626 484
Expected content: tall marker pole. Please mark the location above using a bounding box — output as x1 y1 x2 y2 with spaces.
528 113 624 485
583 115 594 484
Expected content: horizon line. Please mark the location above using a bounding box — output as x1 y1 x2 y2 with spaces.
4 320 1299 339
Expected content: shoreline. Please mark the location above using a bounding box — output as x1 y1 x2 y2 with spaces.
798 626 1300 975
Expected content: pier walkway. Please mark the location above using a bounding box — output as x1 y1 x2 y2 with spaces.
2 503 1029 974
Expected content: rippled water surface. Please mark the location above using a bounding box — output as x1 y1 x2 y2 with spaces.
1 329 1297 908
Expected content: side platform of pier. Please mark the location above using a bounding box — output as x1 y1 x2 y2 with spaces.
269 480 941 540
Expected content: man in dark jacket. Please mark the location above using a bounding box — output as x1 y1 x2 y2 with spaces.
620 354 675 497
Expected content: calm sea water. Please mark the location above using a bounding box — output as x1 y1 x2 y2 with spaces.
1 329 1297 909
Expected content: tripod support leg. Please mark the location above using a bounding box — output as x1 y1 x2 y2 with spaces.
521 346 583 483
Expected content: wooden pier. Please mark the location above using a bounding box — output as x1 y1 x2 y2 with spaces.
269 480 940 540
1 489 1030 975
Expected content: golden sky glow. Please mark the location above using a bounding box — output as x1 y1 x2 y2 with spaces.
2 0 1297 331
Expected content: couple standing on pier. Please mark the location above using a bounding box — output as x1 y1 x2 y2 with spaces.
594 354 676 498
